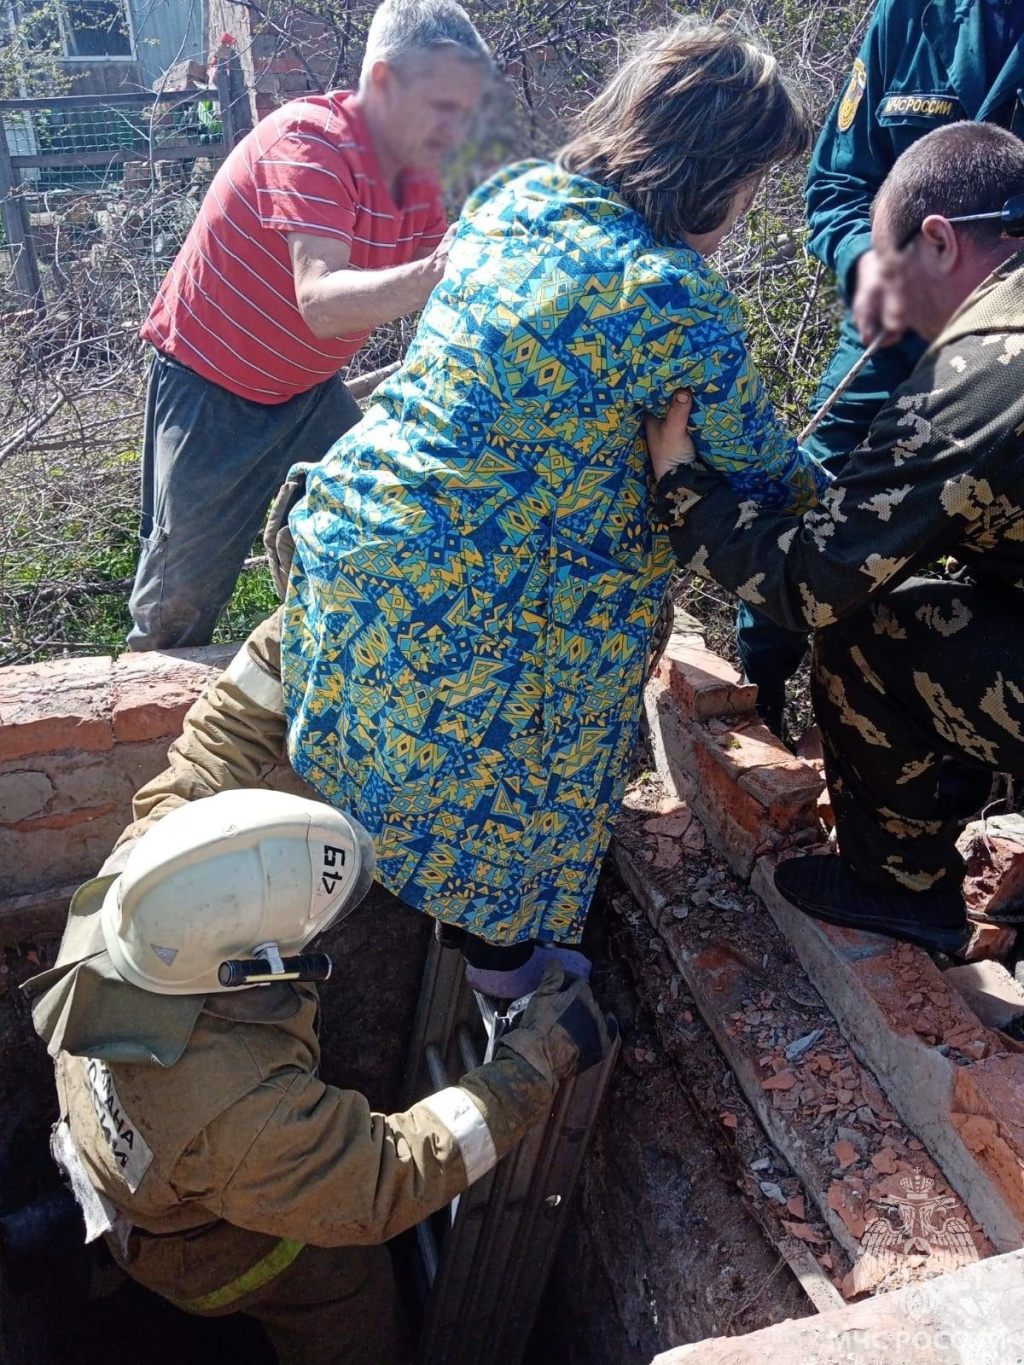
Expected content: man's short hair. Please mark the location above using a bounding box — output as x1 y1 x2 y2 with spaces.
875 122 1024 248
360 0 490 80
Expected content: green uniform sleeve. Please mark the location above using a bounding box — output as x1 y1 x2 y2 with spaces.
806 1 895 300
176 1052 554 1247
655 332 1024 632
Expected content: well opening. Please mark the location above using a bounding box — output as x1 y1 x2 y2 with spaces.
0 868 807 1365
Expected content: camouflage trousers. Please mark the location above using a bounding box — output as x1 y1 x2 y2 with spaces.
812 576 1024 895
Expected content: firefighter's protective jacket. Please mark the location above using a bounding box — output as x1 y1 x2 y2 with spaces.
32 885 552 1304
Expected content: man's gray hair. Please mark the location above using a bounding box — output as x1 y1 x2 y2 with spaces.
360 0 491 80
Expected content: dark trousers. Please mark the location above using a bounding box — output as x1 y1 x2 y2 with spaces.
118 1224 407 1365
812 577 1024 894
128 353 362 651
737 315 928 717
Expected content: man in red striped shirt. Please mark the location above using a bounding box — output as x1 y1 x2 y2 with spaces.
129 0 489 650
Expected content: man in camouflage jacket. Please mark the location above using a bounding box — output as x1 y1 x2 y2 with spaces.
647 121 1024 956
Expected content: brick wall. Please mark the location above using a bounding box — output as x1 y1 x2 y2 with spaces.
646 632 825 877
0 631 827 939
0 645 310 938
209 0 342 124
3 631 1022 1259
644 629 1024 1257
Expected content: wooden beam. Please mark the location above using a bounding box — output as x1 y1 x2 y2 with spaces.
11 142 227 171
0 90 210 111
0 116 42 308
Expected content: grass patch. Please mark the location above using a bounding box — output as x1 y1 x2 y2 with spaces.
1 443 281 664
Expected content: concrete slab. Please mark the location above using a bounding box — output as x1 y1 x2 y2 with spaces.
612 804 990 1299
944 961 1024 1032
652 1247 1024 1364
753 855 1024 1252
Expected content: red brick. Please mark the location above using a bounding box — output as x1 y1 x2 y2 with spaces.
646 682 762 875
754 855 1024 1252
689 728 767 827
0 656 113 761
951 1055 1024 1227
110 650 227 743
702 723 825 813
694 729 822 834
956 815 1024 921
614 823 984 1280
645 679 821 877
655 632 757 721
737 762 825 814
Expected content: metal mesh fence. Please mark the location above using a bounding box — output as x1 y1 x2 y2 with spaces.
2 92 224 191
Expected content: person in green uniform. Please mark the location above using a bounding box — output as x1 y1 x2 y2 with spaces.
738 0 1024 739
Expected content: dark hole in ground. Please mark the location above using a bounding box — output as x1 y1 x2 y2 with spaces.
0 873 805 1365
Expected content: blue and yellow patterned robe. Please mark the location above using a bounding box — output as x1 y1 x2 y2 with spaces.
281 161 827 944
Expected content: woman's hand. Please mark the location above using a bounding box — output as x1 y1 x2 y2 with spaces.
645 390 695 483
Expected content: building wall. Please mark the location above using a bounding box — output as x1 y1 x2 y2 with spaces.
131 0 206 87
208 0 338 123
56 0 207 95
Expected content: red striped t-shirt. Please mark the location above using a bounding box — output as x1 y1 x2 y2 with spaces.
141 92 447 404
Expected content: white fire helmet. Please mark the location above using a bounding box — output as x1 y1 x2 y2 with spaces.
101 790 376 995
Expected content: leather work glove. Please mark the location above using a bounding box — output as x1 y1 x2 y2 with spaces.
496 962 615 1089
264 463 314 601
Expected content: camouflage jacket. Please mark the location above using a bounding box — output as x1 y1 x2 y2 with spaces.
657 253 1024 632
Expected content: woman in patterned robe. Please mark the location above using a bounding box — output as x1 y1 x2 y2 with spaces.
281 21 828 992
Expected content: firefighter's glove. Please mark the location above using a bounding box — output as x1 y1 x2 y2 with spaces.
497 962 614 1089
264 463 315 602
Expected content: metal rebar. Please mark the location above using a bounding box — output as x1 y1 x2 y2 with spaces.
799 333 884 443
455 1023 480 1076
425 1042 449 1093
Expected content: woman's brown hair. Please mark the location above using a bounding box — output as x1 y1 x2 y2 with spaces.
559 21 813 242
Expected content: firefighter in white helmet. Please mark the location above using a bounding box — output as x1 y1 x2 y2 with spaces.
26 789 612 1364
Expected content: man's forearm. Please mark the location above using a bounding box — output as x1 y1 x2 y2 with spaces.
300 258 435 339
655 325 1022 633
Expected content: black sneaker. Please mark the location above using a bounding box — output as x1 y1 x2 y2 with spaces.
773 856 970 956
434 920 468 951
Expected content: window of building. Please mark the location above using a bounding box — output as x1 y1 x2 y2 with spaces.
3 0 134 61
61 0 132 58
